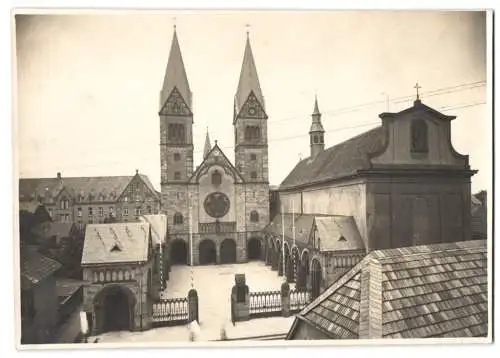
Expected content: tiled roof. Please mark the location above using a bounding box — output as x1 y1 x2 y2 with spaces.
140 214 167 245
20 245 61 290
56 278 85 298
315 216 364 252
290 240 488 339
81 223 151 265
263 213 314 244
19 173 159 203
279 126 385 190
263 213 365 252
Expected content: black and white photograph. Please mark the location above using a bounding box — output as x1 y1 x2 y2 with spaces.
11 8 492 348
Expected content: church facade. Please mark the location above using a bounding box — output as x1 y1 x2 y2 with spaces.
159 28 270 266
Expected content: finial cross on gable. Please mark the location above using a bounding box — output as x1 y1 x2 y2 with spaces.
414 82 422 100
245 23 250 37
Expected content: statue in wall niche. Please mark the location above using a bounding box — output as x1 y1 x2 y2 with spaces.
411 119 428 153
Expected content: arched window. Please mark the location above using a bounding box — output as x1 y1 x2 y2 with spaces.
250 211 259 222
411 119 428 153
313 135 319 144
212 170 222 186
245 126 261 141
174 212 184 225
320 134 324 143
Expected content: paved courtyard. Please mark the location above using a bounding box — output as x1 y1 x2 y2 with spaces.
91 261 296 343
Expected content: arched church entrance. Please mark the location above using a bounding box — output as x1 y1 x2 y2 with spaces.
297 250 309 290
199 239 217 265
170 239 188 265
94 285 135 334
220 239 237 264
311 259 322 300
247 237 262 260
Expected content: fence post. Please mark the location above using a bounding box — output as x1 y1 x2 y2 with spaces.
281 281 290 317
188 289 199 323
231 274 250 322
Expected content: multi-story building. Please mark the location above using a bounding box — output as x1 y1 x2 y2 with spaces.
19 170 161 230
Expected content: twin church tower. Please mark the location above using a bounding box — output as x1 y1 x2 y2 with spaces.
158 26 282 264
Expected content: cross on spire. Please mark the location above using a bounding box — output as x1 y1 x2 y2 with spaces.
173 17 177 31
245 23 250 37
414 82 422 100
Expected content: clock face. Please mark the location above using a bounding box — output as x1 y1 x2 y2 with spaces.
204 192 230 218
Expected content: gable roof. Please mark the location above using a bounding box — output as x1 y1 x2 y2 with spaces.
190 143 244 184
263 213 364 252
289 240 488 339
20 245 61 290
279 126 386 190
81 222 151 265
19 173 158 203
140 214 167 245
315 216 364 252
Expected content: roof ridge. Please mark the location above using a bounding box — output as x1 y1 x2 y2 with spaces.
372 242 487 262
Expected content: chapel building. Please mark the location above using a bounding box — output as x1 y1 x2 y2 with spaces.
159 28 270 266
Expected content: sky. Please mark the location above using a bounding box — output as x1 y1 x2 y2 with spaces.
14 10 489 193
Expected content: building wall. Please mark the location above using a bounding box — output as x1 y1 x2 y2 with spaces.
280 180 368 247
82 261 154 333
372 111 468 167
24 276 59 344
366 177 472 251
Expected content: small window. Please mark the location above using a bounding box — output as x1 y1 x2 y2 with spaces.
250 153 257 161
109 207 114 215
313 135 319 144
320 134 324 143
111 244 121 252
338 236 347 242
123 207 129 216
174 153 181 161
212 171 222 186
174 172 181 180
88 207 93 216
124 196 128 202
250 211 259 222
48 208 53 217
147 206 152 214
99 207 104 217
136 195 141 202
174 212 184 225
411 119 428 153
250 171 257 179
135 207 141 216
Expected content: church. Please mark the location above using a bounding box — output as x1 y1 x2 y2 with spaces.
159 27 270 266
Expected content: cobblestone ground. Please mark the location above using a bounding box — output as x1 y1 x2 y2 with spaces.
92 261 295 343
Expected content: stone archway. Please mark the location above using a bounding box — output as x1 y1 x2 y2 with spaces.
220 239 237 264
297 250 309 290
199 239 217 265
247 237 262 261
170 239 188 265
311 258 322 300
93 285 136 334
284 243 293 283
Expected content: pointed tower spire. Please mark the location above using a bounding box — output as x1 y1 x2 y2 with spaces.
160 25 192 110
234 31 265 116
203 129 211 159
309 95 325 158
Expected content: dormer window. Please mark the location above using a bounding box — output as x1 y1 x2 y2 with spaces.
338 236 347 242
111 244 121 252
411 119 428 153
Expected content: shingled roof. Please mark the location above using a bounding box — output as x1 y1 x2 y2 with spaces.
81 223 151 265
263 213 365 252
288 240 488 339
279 126 385 190
20 245 62 290
19 173 158 203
